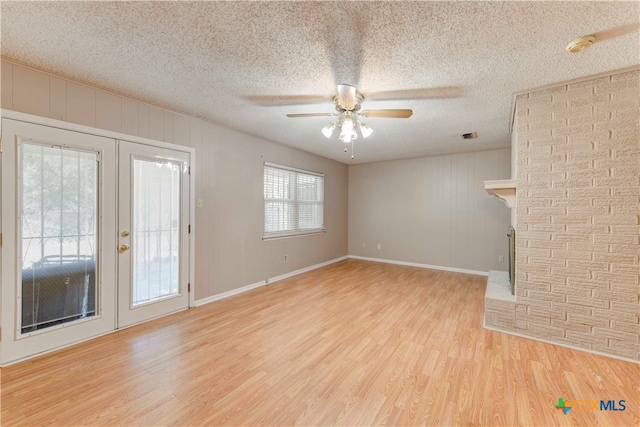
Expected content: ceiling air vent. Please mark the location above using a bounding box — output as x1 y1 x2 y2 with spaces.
461 132 477 140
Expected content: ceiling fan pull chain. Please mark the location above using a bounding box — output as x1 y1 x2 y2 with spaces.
351 141 355 160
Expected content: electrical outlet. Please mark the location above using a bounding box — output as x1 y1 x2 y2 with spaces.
362 243 366 248
284 254 288 262
197 199 203 208
377 243 382 250
499 255 504 262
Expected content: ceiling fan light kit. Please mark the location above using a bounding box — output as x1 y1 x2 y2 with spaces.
287 84 412 159
321 122 336 138
358 121 374 138
338 114 358 145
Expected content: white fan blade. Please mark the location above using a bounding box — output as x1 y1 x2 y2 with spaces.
367 87 466 101
360 109 413 118
244 95 328 106
337 84 357 110
286 113 338 118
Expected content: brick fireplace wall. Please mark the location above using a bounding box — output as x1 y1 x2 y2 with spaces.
512 69 639 361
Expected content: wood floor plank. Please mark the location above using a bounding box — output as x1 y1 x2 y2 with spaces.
1 259 638 426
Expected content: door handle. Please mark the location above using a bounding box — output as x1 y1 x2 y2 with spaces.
120 244 131 252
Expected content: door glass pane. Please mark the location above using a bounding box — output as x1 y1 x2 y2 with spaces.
20 143 98 333
132 158 181 306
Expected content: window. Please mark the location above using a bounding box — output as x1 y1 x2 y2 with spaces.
264 163 324 238
131 158 181 305
20 142 98 333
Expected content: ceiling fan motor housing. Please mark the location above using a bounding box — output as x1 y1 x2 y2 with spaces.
333 92 364 113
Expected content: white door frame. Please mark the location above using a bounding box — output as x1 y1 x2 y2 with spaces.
0 109 196 366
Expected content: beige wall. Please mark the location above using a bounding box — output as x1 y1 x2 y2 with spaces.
511 69 639 361
348 149 512 273
1 60 349 300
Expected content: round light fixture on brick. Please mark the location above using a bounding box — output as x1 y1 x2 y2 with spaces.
566 35 596 53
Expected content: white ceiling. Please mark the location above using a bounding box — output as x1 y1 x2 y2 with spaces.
1 1 639 164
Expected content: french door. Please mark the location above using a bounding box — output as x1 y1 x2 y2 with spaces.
1 119 117 364
1 117 191 365
117 141 190 328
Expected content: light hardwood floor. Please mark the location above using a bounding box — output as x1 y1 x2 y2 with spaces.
1 259 638 426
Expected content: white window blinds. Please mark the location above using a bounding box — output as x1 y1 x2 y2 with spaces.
264 163 324 238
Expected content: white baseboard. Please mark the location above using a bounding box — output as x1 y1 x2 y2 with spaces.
194 280 267 307
483 317 640 365
194 255 349 307
348 255 489 277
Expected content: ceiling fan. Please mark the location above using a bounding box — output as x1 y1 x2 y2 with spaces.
286 84 412 159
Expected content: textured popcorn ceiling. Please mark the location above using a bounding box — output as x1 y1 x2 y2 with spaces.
1 1 639 164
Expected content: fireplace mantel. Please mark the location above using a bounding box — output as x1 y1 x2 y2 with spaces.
484 179 516 208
